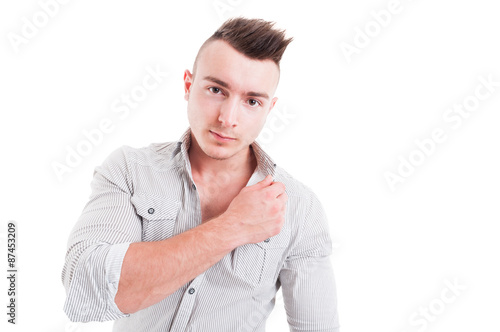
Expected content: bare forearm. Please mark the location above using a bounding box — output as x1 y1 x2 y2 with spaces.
115 215 240 314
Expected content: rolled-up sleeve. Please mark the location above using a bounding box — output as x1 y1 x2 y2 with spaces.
279 191 340 332
61 146 142 322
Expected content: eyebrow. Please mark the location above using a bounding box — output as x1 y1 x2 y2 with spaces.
202 75 270 100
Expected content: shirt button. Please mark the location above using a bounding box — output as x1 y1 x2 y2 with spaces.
188 287 195 294
264 238 270 243
148 208 155 214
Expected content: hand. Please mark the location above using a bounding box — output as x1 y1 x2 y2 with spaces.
221 174 288 245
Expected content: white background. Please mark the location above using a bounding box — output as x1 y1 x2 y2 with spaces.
1 0 499 331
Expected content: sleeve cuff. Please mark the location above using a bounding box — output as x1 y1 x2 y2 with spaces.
105 242 132 317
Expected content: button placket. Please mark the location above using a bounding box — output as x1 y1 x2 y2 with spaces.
168 273 206 332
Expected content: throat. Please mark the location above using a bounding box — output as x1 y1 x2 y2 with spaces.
194 162 257 224
190 144 258 223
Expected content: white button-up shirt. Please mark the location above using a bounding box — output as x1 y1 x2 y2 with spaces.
62 127 340 332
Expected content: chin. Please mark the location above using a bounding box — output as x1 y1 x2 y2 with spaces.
203 141 241 161
210 141 238 157
194 127 250 160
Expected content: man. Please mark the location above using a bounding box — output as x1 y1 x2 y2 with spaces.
62 17 340 332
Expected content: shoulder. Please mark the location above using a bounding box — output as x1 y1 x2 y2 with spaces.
104 141 180 170
273 164 329 223
95 141 182 196
274 165 317 202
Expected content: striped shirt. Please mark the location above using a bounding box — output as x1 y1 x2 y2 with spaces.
62 127 340 332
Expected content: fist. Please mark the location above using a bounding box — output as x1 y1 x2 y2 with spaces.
223 174 288 245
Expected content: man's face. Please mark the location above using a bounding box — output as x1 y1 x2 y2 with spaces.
184 40 280 161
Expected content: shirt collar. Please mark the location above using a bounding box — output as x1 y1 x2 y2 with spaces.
172 127 277 185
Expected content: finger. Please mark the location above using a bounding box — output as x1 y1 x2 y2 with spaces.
266 181 286 198
250 174 273 190
277 190 288 199
277 190 288 203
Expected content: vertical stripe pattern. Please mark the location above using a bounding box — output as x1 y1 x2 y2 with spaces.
61 127 340 331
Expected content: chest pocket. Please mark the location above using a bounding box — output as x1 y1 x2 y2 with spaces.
234 225 291 288
131 193 181 242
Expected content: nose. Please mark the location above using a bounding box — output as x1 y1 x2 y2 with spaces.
218 97 239 127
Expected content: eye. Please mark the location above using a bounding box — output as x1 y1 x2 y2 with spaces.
247 99 261 107
209 87 222 94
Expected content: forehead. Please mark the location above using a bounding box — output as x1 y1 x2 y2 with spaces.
195 40 280 94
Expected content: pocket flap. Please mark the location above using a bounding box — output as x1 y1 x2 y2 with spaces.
132 193 181 221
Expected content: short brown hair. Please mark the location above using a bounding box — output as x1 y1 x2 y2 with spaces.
192 17 293 76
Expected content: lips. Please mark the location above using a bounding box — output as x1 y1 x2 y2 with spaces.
210 130 235 140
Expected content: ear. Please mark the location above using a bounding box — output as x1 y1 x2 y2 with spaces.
184 70 193 101
268 97 278 115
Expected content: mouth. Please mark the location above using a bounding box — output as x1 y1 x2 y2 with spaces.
210 130 236 141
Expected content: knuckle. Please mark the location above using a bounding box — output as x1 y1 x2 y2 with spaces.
265 191 274 200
